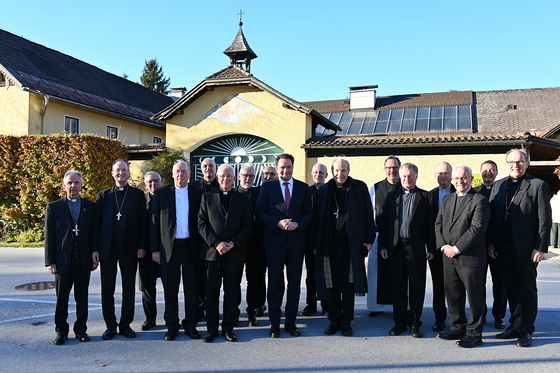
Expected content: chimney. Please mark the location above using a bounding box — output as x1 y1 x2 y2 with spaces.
171 87 187 101
349 85 378 110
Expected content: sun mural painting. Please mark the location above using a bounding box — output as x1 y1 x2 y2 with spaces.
190 134 283 186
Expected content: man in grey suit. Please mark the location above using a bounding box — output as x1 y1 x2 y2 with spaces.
151 160 204 341
435 165 490 348
489 149 552 347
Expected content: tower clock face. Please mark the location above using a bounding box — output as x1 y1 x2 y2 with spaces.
190 134 283 186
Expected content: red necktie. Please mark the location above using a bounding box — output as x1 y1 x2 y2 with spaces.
283 181 291 210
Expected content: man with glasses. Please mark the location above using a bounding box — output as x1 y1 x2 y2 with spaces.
367 156 401 316
489 149 551 347
138 171 163 331
301 163 329 317
474 161 507 330
435 166 490 348
428 161 454 332
237 164 266 326
261 166 277 182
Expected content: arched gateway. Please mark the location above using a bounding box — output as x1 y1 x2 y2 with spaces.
190 134 283 187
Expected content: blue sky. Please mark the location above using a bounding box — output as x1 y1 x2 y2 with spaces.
3 1 559 102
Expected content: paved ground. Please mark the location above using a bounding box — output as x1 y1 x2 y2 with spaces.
1 246 559 373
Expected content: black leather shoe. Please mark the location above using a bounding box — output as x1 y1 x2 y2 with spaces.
255 305 266 317
269 324 280 338
456 336 483 348
516 332 532 347
432 321 445 332
222 331 238 342
437 329 466 340
300 306 317 316
494 317 506 329
75 332 90 342
164 330 178 341
247 313 258 326
389 325 407 336
186 327 201 339
53 335 67 345
101 328 117 340
141 320 156 331
368 311 383 317
119 325 136 338
496 325 520 339
341 325 353 337
324 323 341 335
411 326 423 338
202 332 217 343
284 323 301 337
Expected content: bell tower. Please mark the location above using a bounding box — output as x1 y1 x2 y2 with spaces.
223 10 258 73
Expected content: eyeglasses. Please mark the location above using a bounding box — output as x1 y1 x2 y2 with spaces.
239 174 255 178
506 160 526 166
146 179 161 183
452 177 472 182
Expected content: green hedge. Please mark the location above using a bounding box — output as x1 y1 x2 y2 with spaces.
0 134 127 238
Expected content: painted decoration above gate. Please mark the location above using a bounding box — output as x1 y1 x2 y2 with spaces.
204 94 269 124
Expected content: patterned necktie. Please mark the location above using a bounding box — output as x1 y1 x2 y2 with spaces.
284 181 291 210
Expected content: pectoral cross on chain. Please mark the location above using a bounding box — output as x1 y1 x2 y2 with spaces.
72 224 80 236
333 209 339 219
116 212 122 221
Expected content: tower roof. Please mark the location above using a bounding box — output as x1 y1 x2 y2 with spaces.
223 22 257 72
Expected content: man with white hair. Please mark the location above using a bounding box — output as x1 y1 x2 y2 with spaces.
435 165 490 348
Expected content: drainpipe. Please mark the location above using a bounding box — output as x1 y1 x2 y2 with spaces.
39 94 49 134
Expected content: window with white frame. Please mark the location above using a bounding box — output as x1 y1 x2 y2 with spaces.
153 136 163 144
64 116 79 134
106 125 119 139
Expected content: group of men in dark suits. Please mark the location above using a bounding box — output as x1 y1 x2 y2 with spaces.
45 149 551 348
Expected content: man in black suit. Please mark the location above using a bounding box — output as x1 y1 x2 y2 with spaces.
138 171 163 331
92 160 145 340
198 164 252 342
256 153 313 338
428 161 454 332
489 149 552 347
314 158 375 337
474 160 507 330
45 170 96 345
435 165 490 348
237 164 265 326
300 162 328 317
151 160 203 341
378 163 436 338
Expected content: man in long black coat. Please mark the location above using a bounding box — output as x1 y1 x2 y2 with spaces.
314 158 375 337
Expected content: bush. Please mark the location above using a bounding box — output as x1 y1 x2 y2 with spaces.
0 134 127 239
146 148 185 185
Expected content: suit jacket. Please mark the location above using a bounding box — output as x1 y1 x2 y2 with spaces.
313 177 376 297
198 190 252 262
256 178 313 249
45 197 95 275
150 184 203 263
489 174 552 256
94 185 145 260
378 186 437 261
435 189 490 267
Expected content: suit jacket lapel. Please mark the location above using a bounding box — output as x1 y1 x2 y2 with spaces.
509 178 530 215
274 181 288 214
450 192 472 227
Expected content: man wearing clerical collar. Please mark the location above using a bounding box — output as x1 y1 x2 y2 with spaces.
473 160 506 330
378 163 436 339
190 157 219 192
92 159 146 341
313 158 375 337
198 164 252 343
435 165 490 348
489 149 552 348
137 171 163 331
236 164 266 326
45 170 96 345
